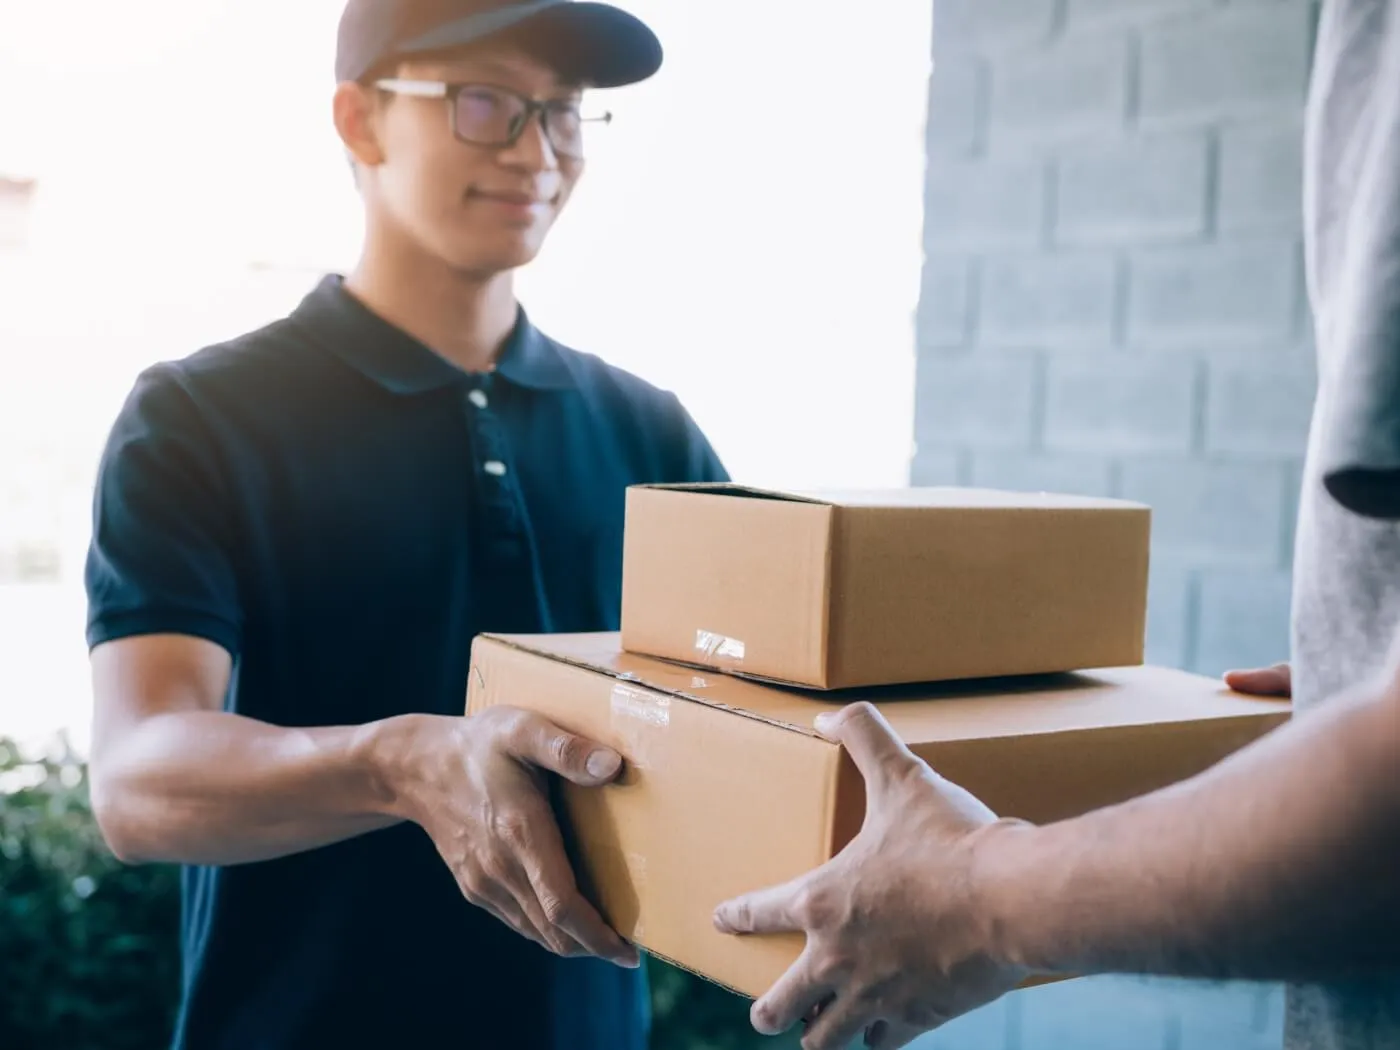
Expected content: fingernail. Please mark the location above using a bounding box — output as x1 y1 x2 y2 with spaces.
712 907 731 933
814 712 838 734
587 749 621 779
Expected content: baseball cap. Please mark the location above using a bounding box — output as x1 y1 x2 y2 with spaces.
335 0 664 88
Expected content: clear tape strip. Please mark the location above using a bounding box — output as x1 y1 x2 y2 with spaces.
695 629 746 662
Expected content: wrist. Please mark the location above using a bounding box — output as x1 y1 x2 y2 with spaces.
352 714 431 822
967 818 1054 976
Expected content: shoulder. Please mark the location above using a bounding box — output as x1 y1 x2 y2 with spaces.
548 334 686 416
112 317 319 436
542 332 730 484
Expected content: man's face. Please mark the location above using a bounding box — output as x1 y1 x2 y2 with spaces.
348 46 588 276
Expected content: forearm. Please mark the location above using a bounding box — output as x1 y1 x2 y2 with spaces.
91 710 415 866
981 681 1400 982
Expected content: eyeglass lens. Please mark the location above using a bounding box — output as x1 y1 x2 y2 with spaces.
454 85 593 157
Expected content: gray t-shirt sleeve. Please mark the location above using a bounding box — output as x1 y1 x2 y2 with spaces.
1306 0 1400 519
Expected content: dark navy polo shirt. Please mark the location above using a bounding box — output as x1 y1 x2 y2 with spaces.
84 275 729 1050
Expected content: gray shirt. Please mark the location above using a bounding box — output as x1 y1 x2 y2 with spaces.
1289 0 1400 1045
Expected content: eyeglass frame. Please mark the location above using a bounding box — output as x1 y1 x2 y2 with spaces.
372 78 613 159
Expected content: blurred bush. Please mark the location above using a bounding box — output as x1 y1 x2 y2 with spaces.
0 737 783 1050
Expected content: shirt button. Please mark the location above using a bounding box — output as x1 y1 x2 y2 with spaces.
468 390 488 409
484 460 508 477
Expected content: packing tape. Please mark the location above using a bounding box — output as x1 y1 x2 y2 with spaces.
695 629 746 662
610 684 671 771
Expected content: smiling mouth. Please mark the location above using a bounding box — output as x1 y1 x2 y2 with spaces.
469 190 551 207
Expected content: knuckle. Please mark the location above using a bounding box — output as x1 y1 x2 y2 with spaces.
490 809 531 848
792 884 831 926
549 732 584 770
809 952 850 987
539 891 576 926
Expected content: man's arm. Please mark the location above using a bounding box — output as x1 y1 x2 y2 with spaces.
714 658 1399 1050
89 632 639 967
984 665 1399 981
88 633 399 866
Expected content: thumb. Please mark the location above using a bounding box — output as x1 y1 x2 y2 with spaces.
814 702 919 795
506 713 624 787
1224 662 1292 698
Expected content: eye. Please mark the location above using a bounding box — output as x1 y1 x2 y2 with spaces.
457 86 509 123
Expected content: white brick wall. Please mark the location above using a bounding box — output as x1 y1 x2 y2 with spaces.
915 4 1321 1041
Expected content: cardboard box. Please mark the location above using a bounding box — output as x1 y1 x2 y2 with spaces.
466 632 1291 999
619 484 1153 690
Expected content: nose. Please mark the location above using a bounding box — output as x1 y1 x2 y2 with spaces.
499 109 559 174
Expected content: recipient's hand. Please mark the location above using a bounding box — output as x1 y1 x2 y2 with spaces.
713 703 1027 1050
1224 662 1292 698
381 707 638 967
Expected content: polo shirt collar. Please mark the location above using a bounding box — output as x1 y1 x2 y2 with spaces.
293 275 575 394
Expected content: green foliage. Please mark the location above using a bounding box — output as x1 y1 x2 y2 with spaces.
0 738 789 1049
0 737 181 1050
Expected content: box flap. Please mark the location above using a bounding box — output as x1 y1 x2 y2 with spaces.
633 484 1147 512
632 482 830 505
481 633 1288 742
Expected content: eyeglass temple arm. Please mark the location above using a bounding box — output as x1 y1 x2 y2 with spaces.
373 78 450 98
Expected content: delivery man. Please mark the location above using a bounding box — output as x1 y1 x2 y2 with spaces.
714 1 1400 1047
83 2 726 1048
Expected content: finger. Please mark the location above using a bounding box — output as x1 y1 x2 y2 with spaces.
514 800 639 966
801 994 873 1050
750 948 839 1036
1224 663 1292 698
505 712 624 787
467 876 554 954
500 855 593 958
814 702 920 795
713 874 808 936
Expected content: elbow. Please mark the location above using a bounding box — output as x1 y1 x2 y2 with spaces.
88 765 155 866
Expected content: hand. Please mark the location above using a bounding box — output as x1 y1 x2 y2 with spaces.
380 707 638 967
1224 662 1292 698
713 703 1028 1050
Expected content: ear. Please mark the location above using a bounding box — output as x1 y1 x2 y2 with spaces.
332 81 385 171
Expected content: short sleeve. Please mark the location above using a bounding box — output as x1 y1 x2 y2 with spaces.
667 393 730 484
84 364 243 655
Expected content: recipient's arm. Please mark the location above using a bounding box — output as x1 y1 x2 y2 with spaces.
89 634 403 867
986 668 1400 981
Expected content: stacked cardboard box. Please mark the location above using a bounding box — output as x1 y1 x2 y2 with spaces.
466 484 1292 997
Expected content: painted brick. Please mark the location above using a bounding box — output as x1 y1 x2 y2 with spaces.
1139 5 1313 123
910 448 967 486
1016 976 1179 1049
1195 569 1293 677
971 451 1114 496
1128 242 1299 345
1070 0 1213 27
925 160 1045 251
1146 556 1194 669
917 257 975 347
932 0 1058 49
1218 122 1305 233
981 253 1117 346
1056 133 1210 244
915 353 1040 449
1044 356 1196 454
927 58 984 158
1175 980 1287 1050
1205 361 1316 457
989 31 1130 141
1120 459 1287 564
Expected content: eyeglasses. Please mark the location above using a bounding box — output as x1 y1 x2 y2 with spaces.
373 79 612 160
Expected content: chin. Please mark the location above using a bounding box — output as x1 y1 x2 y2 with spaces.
443 231 548 276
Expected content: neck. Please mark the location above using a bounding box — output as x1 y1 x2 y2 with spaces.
344 228 518 375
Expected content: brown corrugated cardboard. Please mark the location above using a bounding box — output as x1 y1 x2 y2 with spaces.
618 483 1153 690
466 632 1291 999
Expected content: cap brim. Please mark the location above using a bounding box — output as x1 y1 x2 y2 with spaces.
399 1 663 89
